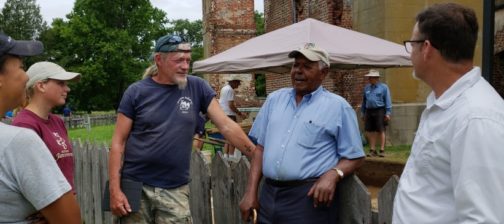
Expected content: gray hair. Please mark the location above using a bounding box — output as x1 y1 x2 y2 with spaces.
318 61 329 70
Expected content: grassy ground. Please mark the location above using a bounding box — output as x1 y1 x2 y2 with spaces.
68 124 411 163
363 144 411 163
68 125 115 144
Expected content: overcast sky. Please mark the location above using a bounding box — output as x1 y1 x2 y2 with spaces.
0 0 264 24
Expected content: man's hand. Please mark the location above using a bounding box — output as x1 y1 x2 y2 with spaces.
307 170 341 208
110 189 132 216
239 191 260 222
384 115 391 122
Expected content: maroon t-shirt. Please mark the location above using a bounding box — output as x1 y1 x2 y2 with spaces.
12 109 75 190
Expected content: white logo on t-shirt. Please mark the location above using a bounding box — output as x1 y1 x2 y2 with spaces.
177 97 193 114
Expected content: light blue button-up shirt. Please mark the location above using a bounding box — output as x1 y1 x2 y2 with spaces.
249 86 365 180
361 82 392 115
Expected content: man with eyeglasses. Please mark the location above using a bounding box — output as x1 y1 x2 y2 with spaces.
393 3 504 223
109 34 256 223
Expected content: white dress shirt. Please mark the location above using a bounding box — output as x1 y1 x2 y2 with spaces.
393 67 504 224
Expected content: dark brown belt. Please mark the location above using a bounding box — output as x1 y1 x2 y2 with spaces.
265 178 318 187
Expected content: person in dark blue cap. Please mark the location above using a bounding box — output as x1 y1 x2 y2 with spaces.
109 34 257 223
0 33 81 223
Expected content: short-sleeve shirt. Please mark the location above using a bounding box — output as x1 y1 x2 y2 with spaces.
219 84 236 116
118 75 216 189
249 86 365 180
12 109 75 190
0 123 71 223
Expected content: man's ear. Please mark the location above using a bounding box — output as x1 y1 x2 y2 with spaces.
320 67 329 80
422 40 436 60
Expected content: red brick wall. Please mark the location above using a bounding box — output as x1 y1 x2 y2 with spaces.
264 0 365 107
493 29 504 98
202 0 261 107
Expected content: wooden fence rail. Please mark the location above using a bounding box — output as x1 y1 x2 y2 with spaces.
73 141 399 224
64 114 117 129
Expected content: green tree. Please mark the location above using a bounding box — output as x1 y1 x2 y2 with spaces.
0 0 47 39
40 0 168 112
254 10 264 36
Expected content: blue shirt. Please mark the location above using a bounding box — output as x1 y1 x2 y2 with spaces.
249 86 365 180
361 82 392 115
118 75 216 189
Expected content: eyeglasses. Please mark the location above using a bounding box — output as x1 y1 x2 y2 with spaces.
403 40 426 53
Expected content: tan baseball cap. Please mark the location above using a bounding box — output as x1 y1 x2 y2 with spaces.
288 43 330 67
26 62 81 88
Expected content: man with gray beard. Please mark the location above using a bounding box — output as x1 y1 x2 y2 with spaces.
109 34 256 223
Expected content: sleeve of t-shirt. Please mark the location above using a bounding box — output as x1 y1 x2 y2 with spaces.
117 85 137 120
198 78 217 114
5 129 71 210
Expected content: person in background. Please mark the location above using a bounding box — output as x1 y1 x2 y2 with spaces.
393 3 504 223
360 69 392 157
219 78 247 159
13 61 81 191
63 104 72 117
109 34 256 223
239 43 365 223
0 33 80 223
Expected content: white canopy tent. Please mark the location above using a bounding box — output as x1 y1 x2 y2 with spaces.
193 18 411 74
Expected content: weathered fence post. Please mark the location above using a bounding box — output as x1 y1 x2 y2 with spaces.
378 175 399 224
211 151 235 224
231 157 251 224
189 151 212 224
336 174 372 224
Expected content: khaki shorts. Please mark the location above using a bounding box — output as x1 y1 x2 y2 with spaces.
120 184 192 224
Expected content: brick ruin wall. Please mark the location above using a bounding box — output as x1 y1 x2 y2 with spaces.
202 0 260 107
493 29 504 98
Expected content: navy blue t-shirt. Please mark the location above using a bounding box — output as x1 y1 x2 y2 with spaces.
118 75 216 189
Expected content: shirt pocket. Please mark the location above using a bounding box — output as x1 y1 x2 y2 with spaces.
297 121 324 149
411 135 434 175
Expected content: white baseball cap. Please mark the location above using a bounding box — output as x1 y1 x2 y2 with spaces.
364 69 381 77
26 62 81 88
288 43 330 68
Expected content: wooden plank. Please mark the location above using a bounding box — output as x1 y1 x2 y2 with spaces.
231 157 250 224
189 151 212 224
82 141 93 223
211 151 234 224
91 143 102 224
72 140 84 216
336 174 372 224
100 143 114 224
378 175 399 224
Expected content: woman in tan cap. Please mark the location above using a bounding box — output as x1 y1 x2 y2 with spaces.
0 34 80 223
13 61 80 192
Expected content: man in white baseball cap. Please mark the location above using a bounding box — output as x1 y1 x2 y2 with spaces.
240 43 365 223
361 69 392 157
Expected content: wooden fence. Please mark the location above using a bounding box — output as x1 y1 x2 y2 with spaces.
73 141 399 224
64 114 117 129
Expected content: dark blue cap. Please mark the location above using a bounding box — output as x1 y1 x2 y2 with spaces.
0 33 43 57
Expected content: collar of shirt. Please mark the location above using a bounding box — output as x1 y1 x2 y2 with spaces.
426 67 481 110
288 85 324 105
